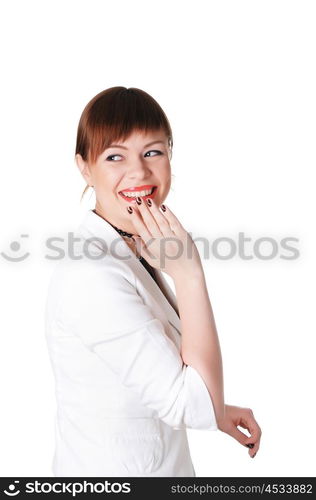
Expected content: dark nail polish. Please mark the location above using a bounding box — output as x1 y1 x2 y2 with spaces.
246 443 254 448
161 204 166 212
252 452 257 458
136 197 142 205
147 198 152 207
127 206 133 214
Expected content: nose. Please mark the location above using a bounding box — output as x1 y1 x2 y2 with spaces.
127 156 152 181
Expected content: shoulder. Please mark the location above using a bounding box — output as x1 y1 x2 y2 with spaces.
47 253 153 342
50 250 136 293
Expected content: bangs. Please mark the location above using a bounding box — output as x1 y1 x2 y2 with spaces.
76 87 173 165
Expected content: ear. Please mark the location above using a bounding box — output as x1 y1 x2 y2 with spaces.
75 154 94 187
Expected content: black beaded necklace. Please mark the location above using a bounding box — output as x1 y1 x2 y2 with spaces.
93 209 135 239
92 210 147 263
105 218 159 283
107 220 143 260
108 223 135 239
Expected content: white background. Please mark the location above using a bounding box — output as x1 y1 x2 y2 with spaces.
0 0 315 477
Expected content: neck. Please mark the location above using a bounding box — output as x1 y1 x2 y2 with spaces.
92 208 138 238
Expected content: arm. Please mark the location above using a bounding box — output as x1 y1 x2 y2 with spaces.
174 271 262 457
173 267 225 425
55 261 218 431
128 199 225 425
127 198 261 457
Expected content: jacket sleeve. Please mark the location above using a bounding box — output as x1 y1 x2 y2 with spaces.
56 261 218 431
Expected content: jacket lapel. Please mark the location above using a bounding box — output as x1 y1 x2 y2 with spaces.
76 209 182 337
153 268 181 334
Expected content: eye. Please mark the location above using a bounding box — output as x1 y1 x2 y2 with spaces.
106 154 122 161
144 150 162 157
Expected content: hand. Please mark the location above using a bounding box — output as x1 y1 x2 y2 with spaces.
125 196 203 279
217 404 262 458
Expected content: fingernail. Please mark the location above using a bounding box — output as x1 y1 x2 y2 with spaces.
246 443 254 448
147 198 152 207
161 204 166 212
252 452 257 458
127 206 133 214
136 197 142 205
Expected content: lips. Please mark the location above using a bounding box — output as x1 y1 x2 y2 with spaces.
119 186 158 202
119 184 156 193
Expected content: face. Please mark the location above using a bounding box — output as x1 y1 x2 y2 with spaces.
75 129 172 234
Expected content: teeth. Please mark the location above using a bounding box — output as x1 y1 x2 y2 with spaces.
122 188 154 197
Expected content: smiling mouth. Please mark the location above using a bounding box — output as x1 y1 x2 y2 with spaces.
119 186 157 202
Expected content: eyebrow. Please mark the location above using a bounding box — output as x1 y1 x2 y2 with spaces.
105 140 166 151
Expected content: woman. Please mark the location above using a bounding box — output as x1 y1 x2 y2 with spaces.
45 86 261 477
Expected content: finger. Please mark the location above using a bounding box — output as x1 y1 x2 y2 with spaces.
247 433 261 458
144 197 176 238
133 196 163 238
234 427 250 445
156 203 187 237
224 423 261 459
242 416 262 446
249 437 261 458
225 423 252 447
241 414 262 458
126 205 153 242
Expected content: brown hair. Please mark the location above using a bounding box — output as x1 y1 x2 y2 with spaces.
75 86 174 201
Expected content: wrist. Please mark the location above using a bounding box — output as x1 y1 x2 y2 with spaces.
171 264 205 284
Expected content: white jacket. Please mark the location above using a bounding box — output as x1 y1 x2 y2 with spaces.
45 208 218 477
